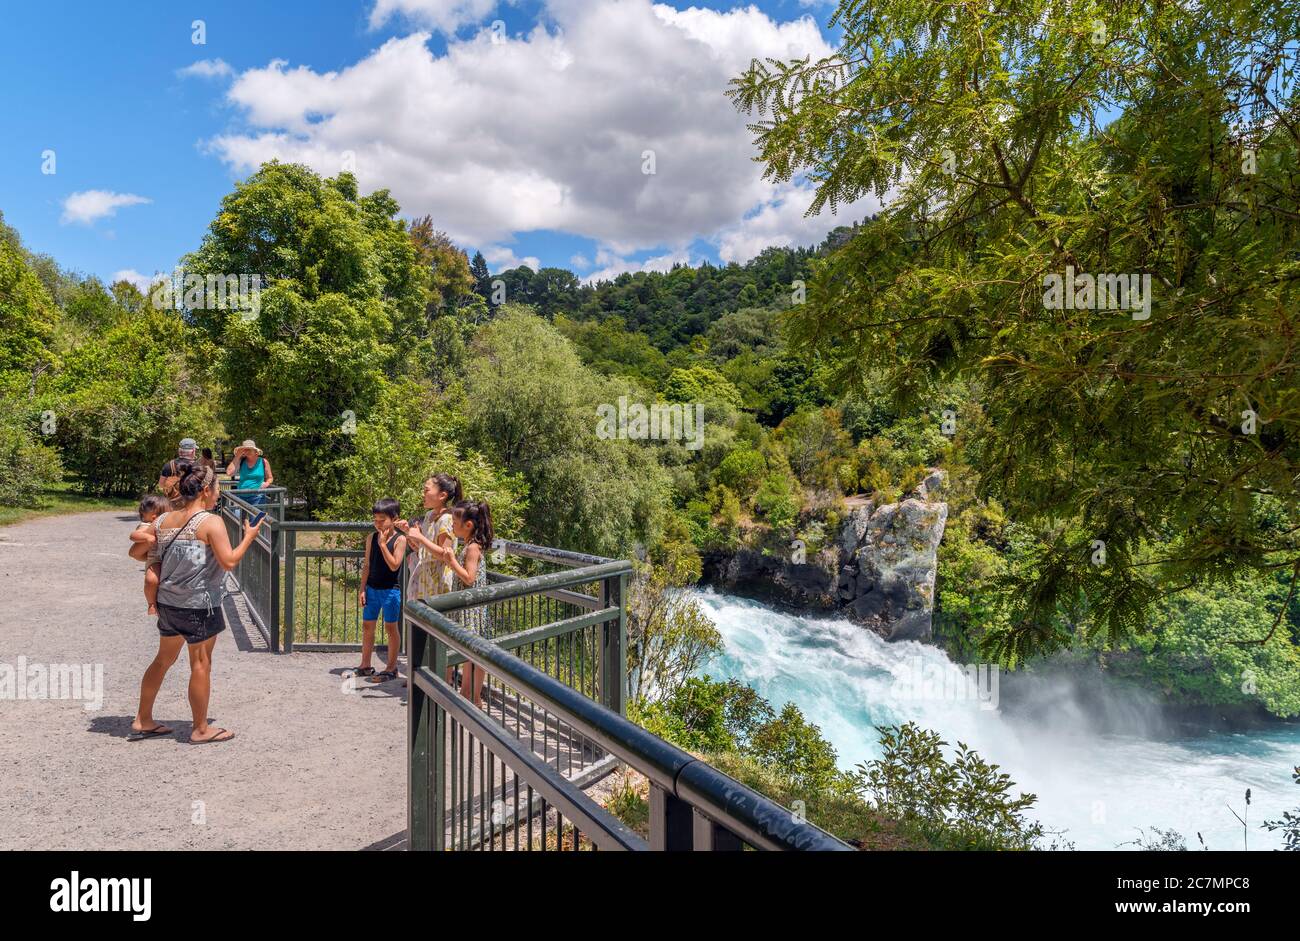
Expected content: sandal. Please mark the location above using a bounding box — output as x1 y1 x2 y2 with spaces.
191 728 235 745
128 724 173 741
349 666 376 677
367 670 398 684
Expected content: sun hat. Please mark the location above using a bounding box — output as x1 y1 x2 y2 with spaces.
238 439 263 455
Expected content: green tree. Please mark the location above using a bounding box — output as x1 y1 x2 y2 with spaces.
408 216 473 316
732 1 1300 657
50 311 221 496
469 250 491 300
0 220 59 386
748 702 847 795
184 162 427 509
663 364 743 409
465 306 673 555
0 401 62 507
853 723 1047 850
626 538 723 707
321 376 526 535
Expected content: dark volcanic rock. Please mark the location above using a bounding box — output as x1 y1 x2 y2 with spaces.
702 470 950 641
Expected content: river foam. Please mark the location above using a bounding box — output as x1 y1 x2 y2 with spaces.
693 589 1300 850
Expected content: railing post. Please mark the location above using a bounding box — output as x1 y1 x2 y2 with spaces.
431 635 446 851
408 614 429 850
268 521 282 654
407 615 447 852
599 572 627 715
692 810 745 851
649 783 693 850
282 528 296 654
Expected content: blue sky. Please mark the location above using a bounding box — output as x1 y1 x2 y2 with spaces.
0 0 861 289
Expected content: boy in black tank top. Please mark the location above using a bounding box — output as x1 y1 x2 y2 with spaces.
354 498 407 683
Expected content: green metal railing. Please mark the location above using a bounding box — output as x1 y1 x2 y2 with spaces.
217 491 849 851
219 487 286 648
217 488 608 660
405 555 850 852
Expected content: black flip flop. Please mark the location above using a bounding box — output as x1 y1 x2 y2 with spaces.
349 666 376 677
128 724 173 741
191 728 235 745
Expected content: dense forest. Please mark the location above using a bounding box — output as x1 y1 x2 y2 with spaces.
3 148 1299 717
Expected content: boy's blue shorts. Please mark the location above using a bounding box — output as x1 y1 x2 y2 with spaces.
363 586 402 623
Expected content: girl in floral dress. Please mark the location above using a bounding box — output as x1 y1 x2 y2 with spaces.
426 499 494 705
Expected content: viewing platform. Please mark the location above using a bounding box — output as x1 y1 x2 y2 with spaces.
0 490 848 852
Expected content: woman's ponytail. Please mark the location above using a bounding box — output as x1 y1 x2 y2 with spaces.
432 473 463 506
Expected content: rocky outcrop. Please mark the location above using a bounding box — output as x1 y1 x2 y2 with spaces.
702 469 949 642
834 497 948 641
707 548 835 610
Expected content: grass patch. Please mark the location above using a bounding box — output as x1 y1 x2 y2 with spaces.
0 481 137 527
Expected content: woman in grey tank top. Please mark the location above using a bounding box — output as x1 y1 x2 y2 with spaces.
127 462 265 744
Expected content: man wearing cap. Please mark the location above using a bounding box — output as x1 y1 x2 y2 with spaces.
158 438 199 510
225 439 274 510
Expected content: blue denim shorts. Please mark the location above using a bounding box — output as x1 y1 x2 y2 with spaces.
363 586 402 623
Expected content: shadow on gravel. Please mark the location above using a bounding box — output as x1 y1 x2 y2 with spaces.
362 830 408 851
222 595 268 654
87 715 190 741
329 659 408 703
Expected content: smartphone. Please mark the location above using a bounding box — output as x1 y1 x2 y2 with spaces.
250 510 267 526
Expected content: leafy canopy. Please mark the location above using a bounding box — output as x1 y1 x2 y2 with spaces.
732 0 1300 659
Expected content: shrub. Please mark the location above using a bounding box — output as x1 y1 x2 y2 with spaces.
0 404 62 506
852 722 1049 850
714 447 765 496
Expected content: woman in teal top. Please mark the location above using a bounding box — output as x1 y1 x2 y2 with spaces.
225 438 273 507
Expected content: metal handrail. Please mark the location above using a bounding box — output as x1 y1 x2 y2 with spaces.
406 590 851 852
420 560 631 612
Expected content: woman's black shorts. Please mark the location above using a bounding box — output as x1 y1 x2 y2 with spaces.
156 603 226 645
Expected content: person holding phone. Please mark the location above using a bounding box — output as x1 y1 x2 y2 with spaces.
127 461 266 744
354 498 407 684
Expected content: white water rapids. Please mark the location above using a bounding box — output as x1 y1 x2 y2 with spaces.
693 589 1300 850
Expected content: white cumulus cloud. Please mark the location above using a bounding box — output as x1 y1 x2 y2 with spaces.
716 182 881 264
481 244 541 272
109 269 163 292
583 246 692 284
368 0 503 33
177 58 234 79
61 190 151 226
202 0 858 264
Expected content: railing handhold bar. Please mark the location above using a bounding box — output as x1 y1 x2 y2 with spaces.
493 539 614 568
674 757 850 851
422 561 631 613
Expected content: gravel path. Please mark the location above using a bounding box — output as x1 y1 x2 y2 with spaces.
0 511 407 850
